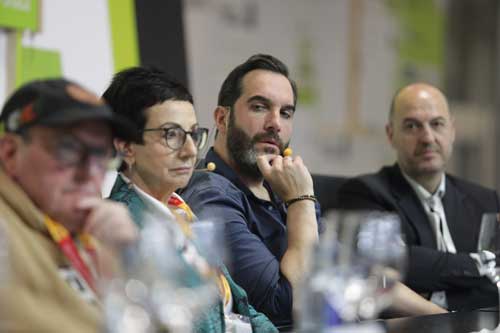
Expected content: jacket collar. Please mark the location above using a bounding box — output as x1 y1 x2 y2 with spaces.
0 167 49 235
108 173 148 228
387 164 466 248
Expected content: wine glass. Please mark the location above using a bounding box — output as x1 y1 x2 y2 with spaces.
190 220 254 331
297 210 407 331
103 213 220 333
476 213 500 332
190 219 228 268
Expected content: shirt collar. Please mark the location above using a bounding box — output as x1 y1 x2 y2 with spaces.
205 147 283 204
402 171 446 203
118 173 177 221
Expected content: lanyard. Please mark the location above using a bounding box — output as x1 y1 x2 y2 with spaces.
217 270 232 308
43 216 98 295
167 195 195 238
167 195 194 221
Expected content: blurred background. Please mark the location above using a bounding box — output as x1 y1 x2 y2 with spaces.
1 0 499 192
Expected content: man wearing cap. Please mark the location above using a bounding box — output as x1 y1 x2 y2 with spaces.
0 79 138 332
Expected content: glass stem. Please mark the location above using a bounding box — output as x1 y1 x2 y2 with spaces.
496 280 500 331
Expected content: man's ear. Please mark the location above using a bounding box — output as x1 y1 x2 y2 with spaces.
114 138 135 171
385 123 394 147
0 134 21 176
214 106 230 134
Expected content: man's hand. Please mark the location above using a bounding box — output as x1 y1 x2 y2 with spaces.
257 153 318 303
256 154 314 201
78 197 138 251
471 251 500 282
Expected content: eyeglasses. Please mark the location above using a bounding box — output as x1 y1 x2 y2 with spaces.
38 133 121 171
142 126 209 151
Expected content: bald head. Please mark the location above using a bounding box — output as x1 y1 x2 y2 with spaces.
389 83 450 123
386 83 455 192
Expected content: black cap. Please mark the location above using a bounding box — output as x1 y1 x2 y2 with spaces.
0 78 136 140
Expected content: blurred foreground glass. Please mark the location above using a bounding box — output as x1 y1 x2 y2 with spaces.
475 213 500 333
190 219 227 268
103 213 220 333
190 220 252 332
297 210 407 332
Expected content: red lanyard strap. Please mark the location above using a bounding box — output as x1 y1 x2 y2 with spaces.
44 216 98 295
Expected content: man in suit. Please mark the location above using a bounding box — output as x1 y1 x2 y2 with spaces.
338 83 499 311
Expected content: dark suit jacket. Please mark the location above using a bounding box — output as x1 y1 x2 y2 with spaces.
337 164 499 311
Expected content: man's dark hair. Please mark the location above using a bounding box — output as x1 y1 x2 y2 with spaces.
217 54 297 108
103 66 193 143
103 66 193 171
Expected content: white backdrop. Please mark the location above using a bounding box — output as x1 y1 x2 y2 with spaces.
184 0 399 176
0 0 117 195
19 0 114 95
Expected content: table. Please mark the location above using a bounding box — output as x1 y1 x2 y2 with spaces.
384 308 498 333
280 308 499 332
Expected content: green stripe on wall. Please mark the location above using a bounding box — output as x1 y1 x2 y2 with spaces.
108 0 139 72
15 31 62 88
15 32 23 87
0 0 39 31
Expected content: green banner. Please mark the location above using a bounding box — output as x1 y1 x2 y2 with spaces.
387 0 445 86
15 32 62 87
0 0 39 31
108 0 139 72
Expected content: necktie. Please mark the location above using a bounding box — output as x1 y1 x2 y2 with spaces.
427 197 450 308
428 197 447 252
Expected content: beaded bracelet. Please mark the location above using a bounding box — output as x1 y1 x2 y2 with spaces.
285 194 318 208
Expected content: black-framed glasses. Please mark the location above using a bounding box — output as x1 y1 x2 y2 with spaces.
142 126 209 151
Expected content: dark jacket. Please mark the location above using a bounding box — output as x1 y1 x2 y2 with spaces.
338 164 499 311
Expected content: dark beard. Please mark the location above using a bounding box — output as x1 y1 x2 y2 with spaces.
226 113 287 181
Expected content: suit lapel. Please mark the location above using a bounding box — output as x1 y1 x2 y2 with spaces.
388 165 438 249
442 177 470 251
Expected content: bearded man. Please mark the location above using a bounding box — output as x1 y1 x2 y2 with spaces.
180 54 320 327
180 56 446 328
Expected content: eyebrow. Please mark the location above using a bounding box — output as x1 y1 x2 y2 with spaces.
158 121 199 128
247 95 295 113
402 116 446 123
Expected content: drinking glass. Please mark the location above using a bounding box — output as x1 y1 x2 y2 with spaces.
103 213 220 333
298 210 407 331
190 219 228 268
476 213 500 332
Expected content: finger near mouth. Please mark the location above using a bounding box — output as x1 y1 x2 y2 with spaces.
256 142 280 154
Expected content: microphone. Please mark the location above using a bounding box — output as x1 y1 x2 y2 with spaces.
195 162 216 172
194 148 288 172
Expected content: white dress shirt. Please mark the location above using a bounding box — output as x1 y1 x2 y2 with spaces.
402 172 456 308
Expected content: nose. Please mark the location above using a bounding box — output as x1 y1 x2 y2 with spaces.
419 124 435 144
179 134 198 159
264 108 282 133
73 158 106 183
